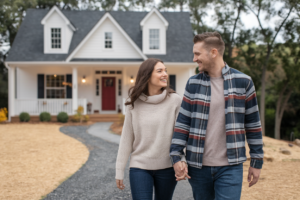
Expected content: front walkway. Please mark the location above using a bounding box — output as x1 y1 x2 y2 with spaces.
44 123 193 200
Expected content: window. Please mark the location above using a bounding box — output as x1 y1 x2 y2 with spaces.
149 29 159 49
105 32 112 49
95 70 122 74
51 28 61 49
46 75 65 98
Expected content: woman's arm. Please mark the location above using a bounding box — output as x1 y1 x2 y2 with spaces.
115 106 134 181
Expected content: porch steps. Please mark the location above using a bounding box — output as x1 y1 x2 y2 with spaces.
11 114 121 123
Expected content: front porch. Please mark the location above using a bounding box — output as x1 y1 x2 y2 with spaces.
6 61 196 121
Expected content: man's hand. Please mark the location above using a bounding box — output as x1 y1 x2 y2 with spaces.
248 167 261 187
173 161 191 181
116 179 125 190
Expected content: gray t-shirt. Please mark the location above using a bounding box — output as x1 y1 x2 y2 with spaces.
202 76 229 166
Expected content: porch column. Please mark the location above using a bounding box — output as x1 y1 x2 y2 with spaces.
8 65 15 121
122 68 127 115
72 67 78 114
189 67 195 77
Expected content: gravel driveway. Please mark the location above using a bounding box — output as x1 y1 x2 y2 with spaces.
44 124 193 200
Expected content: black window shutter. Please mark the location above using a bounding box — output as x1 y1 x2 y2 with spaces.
66 74 72 98
169 75 176 91
37 74 44 98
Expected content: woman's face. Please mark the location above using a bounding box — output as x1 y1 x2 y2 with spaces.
149 62 168 89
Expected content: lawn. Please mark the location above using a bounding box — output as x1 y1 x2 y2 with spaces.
0 124 89 200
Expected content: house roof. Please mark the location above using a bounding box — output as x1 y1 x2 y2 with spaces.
6 9 194 63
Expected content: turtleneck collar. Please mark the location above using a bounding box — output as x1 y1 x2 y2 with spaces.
139 89 167 104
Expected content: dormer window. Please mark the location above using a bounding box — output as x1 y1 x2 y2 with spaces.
51 28 61 49
105 32 112 49
149 29 159 50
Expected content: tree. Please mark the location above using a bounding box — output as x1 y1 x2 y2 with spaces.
246 0 298 135
273 13 300 139
159 0 188 11
214 0 248 67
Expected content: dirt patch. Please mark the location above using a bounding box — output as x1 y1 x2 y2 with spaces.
241 161 300 200
0 124 89 200
110 122 123 135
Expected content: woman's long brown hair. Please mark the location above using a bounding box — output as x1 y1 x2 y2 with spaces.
125 58 175 108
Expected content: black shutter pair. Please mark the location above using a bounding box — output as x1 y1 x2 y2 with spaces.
37 74 72 99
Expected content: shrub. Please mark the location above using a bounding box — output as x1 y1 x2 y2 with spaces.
0 107 8 122
19 112 30 122
119 114 125 125
57 112 68 123
71 113 89 123
71 114 80 122
39 112 51 122
72 106 89 123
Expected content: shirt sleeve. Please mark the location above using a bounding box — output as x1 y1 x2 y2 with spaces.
170 79 192 165
115 106 134 179
245 79 264 169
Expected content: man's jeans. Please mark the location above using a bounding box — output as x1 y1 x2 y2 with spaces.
129 167 177 200
188 163 243 200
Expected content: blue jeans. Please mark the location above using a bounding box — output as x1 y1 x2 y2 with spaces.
188 164 243 200
129 167 177 200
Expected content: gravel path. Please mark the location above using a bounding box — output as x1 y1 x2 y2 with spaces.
44 125 193 200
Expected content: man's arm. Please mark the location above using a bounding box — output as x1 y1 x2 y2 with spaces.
245 79 264 187
170 79 192 167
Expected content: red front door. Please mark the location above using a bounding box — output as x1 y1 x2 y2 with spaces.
102 77 116 110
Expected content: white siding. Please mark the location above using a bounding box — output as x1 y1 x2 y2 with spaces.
73 18 143 59
142 13 166 55
43 11 73 54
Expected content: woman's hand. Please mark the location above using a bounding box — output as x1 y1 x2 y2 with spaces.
116 179 125 190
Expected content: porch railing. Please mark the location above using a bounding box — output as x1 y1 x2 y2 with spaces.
15 98 87 115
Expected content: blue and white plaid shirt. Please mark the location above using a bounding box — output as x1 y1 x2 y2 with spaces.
170 64 264 169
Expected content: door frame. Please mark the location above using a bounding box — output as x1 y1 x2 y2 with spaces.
94 73 122 114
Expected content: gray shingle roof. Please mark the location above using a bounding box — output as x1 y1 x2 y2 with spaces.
6 9 194 62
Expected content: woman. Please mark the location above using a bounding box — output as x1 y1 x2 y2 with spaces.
115 58 187 200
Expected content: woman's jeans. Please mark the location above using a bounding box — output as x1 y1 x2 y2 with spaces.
188 164 243 200
129 167 177 200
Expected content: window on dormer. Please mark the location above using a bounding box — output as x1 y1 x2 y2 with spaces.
149 29 160 50
51 28 61 49
105 32 112 49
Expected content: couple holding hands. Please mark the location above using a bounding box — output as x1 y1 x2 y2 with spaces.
115 32 264 200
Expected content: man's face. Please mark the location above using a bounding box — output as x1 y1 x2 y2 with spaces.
193 42 212 72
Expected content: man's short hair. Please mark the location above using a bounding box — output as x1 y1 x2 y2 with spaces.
193 32 225 56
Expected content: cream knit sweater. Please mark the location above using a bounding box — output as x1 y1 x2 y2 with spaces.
115 90 185 180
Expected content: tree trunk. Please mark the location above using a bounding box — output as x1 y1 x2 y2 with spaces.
275 85 292 139
260 64 267 135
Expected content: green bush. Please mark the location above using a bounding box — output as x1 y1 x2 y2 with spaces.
19 112 30 122
57 112 68 123
39 112 51 122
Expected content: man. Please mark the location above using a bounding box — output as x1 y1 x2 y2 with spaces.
170 32 264 200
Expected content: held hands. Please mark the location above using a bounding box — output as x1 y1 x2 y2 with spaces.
248 167 261 187
173 161 191 181
116 179 125 190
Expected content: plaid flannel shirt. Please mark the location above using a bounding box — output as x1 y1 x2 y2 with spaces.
170 64 264 169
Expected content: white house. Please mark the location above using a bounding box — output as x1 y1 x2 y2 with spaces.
5 6 196 121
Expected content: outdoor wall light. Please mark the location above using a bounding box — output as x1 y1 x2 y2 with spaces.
54 74 57 77
130 76 134 83
82 76 86 83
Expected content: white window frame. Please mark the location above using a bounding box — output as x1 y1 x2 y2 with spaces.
104 32 113 49
45 74 66 99
51 28 62 49
149 29 160 50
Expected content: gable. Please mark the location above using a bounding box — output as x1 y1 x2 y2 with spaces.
42 8 74 54
73 17 143 59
